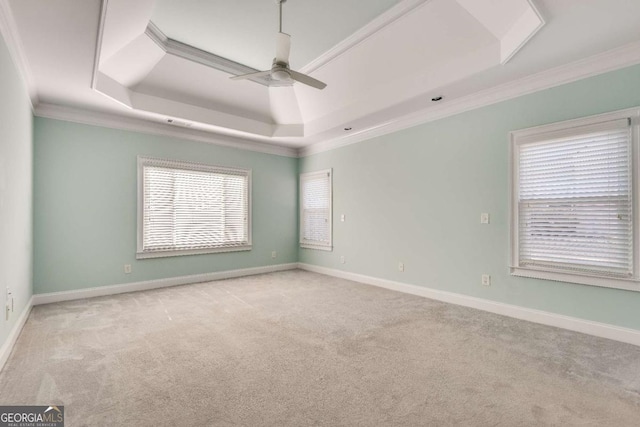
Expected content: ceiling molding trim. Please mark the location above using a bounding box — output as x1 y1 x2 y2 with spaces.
499 0 545 65
144 20 167 47
0 0 39 109
34 103 298 158
145 22 291 88
300 0 432 74
300 40 640 157
90 0 109 89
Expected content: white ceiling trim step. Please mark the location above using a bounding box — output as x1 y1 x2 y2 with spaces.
498 0 544 64
27 38 640 160
90 0 109 90
300 39 640 157
0 0 38 109
34 103 298 158
300 0 431 74
454 0 545 65
144 22 290 88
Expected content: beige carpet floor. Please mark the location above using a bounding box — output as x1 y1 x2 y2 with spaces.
1 270 639 426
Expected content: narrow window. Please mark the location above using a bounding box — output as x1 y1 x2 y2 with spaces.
300 169 332 251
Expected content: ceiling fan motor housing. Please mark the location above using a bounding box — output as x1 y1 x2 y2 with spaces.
271 59 291 81
271 68 291 81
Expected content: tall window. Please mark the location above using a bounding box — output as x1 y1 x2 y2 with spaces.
300 169 332 251
510 109 639 291
137 157 251 259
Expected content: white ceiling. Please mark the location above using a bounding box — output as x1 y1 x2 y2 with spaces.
151 0 404 70
2 0 640 156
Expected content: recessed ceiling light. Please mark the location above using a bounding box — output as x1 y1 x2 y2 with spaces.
431 96 443 102
344 127 352 131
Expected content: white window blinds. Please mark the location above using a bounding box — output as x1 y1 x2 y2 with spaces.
516 119 633 277
300 169 332 250
137 157 251 258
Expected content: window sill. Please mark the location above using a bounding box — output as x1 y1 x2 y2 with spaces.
510 267 640 292
300 244 333 252
137 245 252 259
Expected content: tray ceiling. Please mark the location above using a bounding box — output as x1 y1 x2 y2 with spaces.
151 0 404 71
3 0 640 155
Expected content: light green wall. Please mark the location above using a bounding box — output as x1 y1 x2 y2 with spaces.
34 118 298 294
0 33 33 348
299 64 640 331
28 62 640 331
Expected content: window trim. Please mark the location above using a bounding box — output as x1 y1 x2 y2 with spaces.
299 168 333 251
136 156 252 259
509 107 640 292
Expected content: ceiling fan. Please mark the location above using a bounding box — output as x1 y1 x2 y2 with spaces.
230 0 327 90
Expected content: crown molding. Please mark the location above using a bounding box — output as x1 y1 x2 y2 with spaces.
95 4 289 92
37 38 640 160
6 0 640 160
34 103 298 158
299 40 640 157
90 0 108 90
145 21 291 88
144 1 432 83
0 0 38 109
499 0 545 65
145 21 260 82
300 0 431 74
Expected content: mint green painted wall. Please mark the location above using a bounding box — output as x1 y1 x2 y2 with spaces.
29 62 640 330
34 118 298 294
0 33 33 348
299 64 640 331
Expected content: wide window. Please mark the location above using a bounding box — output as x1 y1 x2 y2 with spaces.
510 108 640 291
137 157 251 259
300 169 332 251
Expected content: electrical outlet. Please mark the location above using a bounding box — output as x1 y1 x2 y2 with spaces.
124 264 132 274
340 214 346 222
480 213 490 224
398 262 405 272
5 287 10 320
271 251 277 259
340 256 346 264
482 274 491 286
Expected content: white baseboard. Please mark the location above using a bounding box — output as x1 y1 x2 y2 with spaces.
27 262 640 347
297 263 640 347
0 296 33 373
32 263 298 305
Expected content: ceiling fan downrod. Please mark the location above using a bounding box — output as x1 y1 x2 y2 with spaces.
277 0 286 33
229 0 327 90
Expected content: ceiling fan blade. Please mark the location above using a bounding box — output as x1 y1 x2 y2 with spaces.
275 32 291 64
289 70 327 90
230 70 272 81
